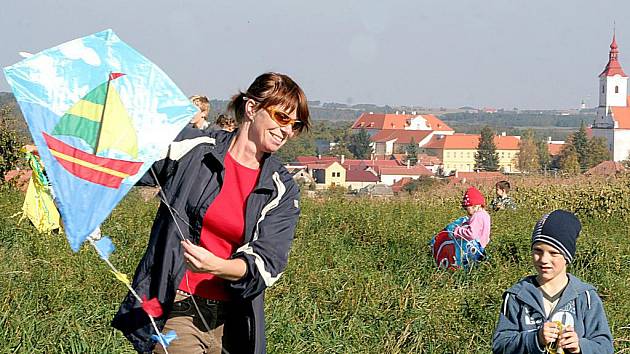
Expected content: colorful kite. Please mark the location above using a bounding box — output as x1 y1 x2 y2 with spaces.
3 29 196 251
4 29 197 351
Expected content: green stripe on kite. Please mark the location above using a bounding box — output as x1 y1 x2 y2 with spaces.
52 113 100 149
82 82 108 105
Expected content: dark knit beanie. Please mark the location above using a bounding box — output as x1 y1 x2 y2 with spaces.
531 210 581 263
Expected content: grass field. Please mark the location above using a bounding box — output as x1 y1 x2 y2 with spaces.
1 177 629 353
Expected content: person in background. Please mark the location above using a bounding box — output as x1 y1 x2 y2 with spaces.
215 113 237 132
490 180 517 211
493 210 614 354
189 95 211 130
112 72 311 354
453 186 491 250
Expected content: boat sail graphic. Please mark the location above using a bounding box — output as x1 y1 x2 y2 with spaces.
42 73 143 189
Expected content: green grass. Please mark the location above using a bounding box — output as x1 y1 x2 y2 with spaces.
1 182 629 353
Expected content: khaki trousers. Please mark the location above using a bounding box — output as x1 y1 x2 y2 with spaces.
154 292 226 354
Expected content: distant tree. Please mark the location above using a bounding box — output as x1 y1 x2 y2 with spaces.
348 128 372 159
327 141 353 159
274 135 316 164
0 106 21 183
518 129 539 173
587 137 611 168
536 139 552 173
560 147 581 175
404 138 419 166
475 126 499 171
572 121 590 170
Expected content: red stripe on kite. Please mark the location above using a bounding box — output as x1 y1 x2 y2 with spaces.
43 133 142 175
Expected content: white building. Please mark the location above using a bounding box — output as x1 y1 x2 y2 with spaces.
591 32 630 161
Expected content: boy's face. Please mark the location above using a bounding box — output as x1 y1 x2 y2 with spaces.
496 187 506 197
532 242 567 282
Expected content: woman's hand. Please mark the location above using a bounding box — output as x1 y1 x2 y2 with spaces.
181 239 247 281
538 321 561 346
559 325 581 353
181 239 222 274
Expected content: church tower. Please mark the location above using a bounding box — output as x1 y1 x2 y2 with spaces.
592 31 630 162
598 33 628 110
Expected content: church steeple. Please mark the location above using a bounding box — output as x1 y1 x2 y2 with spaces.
600 32 627 77
598 31 629 109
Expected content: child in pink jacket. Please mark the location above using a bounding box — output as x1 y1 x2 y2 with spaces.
453 186 491 249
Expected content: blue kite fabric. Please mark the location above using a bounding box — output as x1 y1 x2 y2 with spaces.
3 29 197 251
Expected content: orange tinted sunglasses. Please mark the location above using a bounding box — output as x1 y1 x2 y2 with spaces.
264 107 304 131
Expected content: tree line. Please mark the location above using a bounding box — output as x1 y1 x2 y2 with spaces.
472 123 612 174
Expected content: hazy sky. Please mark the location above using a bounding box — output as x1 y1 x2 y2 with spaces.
1 1 629 109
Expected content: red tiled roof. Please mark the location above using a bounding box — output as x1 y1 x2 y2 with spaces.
455 171 504 179
370 129 432 144
424 134 519 150
494 136 521 149
585 160 626 176
345 170 379 182
547 143 564 156
600 34 628 77
379 165 433 176
390 177 415 193
611 106 630 128
343 159 400 168
352 113 453 131
422 114 453 131
448 171 505 185
353 113 413 130
417 153 442 165
306 161 341 170
296 156 337 164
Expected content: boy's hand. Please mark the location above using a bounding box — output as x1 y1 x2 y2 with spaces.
538 321 560 346
559 325 581 353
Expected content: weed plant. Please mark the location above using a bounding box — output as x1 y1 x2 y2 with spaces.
1 178 629 353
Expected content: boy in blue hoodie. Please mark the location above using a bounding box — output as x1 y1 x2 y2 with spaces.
492 210 614 354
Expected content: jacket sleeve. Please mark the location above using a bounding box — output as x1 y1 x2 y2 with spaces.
578 290 614 354
453 213 483 241
493 293 546 354
135 127 207 187
228 175 300 299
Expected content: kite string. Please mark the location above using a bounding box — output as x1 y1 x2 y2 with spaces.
149 168 218 342
87 231 170 354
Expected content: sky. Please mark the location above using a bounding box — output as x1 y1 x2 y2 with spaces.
1 0 629 110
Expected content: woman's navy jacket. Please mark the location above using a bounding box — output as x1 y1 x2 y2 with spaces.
111 128 301 353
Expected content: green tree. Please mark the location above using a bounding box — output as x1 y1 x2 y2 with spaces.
587 137 611 168
517 129 539 173
327 140 353 159
560 147 581 175
536 139 552 173
274 134 316 164
474 126 499 171
572 122 590 170
348 128 372 159
404 138 419 166
0 106 21 183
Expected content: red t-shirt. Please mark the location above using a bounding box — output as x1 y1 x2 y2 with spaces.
178 152 260 300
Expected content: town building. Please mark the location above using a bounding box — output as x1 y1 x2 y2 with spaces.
421 133 520 175
591 32 630 161
352 112 454 136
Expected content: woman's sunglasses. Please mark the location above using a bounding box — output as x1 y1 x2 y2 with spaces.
264 107 304 131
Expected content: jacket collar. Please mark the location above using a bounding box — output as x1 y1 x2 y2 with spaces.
508 274 594 317
207 129 279 192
